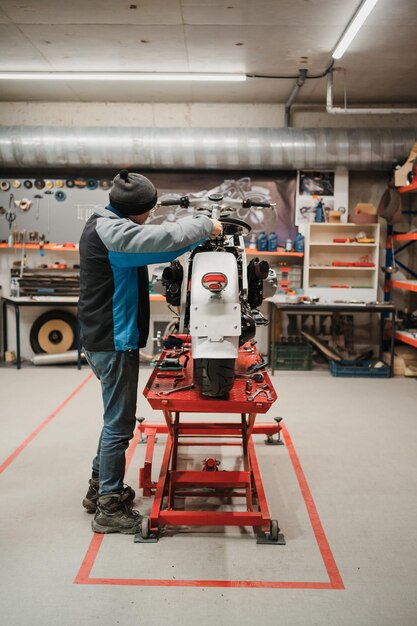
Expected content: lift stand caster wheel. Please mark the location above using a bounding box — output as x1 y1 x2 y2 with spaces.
136 417 154 444
264 417 284 446
256 519 286 546
134 516 159 544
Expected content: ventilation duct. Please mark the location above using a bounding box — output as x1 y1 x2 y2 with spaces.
0 126 415 171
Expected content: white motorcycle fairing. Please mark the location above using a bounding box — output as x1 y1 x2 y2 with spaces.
189 251 241 359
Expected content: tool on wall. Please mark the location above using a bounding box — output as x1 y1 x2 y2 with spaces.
55 190 66 202
44 190 53 233
34 194 43 220
20 229 26 277
15 198 32 212
23 180 33 189
86 178 98 190
6 193 16 247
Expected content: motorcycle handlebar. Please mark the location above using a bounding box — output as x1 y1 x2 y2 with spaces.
244 200 274 208
159 196 190 207
159 200 180 206
157 196 275 209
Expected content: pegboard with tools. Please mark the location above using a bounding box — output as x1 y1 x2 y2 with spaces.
0 177 113 244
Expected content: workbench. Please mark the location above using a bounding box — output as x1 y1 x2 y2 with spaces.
1 295 81 369
267 299 396 375
137 342 285 545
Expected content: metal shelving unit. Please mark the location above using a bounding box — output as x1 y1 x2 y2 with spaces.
385 186 417 349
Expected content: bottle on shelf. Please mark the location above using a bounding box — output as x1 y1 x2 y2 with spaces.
267 231 278 252
315 199 325 223
294 233 304 253
285 238 293 252
256 231 268 251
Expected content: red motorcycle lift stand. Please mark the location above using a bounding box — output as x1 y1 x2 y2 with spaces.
135 344 286 546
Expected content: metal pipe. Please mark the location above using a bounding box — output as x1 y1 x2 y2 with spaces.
0 125 416 170
326 69 417 115
284 69 308 127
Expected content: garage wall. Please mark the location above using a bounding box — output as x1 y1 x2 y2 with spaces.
1 101 417 128
1 101 415 360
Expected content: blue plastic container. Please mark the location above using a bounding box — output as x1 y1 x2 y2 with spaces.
256 231 268 251
267 232 278 252
315 199 325 223
329 360 391 378
294 233 305 253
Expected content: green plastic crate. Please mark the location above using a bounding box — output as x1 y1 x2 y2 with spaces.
274 342 312 370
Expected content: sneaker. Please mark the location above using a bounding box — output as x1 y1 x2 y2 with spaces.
82 477 135 514
91 494 142 534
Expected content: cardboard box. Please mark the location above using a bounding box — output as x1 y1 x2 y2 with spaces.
355 203 377 215
350 203 378 224
394 141 417 187
328 210 342 223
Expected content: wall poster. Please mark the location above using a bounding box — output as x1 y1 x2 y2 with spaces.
295 169 349 227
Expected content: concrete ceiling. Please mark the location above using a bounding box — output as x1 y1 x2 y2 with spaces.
0 0 416 105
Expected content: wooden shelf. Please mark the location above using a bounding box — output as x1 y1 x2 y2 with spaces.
149 294 166 301
309 266 375 271
309 242 377 248
304 223 380 302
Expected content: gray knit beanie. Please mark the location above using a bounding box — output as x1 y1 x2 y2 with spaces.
109 169 157 215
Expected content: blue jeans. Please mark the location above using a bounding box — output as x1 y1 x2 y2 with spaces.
84 349 139 496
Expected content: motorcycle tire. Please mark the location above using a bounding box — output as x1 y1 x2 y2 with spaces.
30 310 77 354
194 358 236 398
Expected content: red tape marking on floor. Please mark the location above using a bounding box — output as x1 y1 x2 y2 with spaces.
281 423 344 590
0 372 93 475
74 422 344 590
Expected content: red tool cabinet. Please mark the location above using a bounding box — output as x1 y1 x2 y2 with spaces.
136 342 285 545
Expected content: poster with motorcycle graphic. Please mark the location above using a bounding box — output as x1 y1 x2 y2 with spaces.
295 169 348 226
0 172 298 246
143 172 298 249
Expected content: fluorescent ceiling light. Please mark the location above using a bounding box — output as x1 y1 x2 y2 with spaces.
0 72 246 82
332 0 379 60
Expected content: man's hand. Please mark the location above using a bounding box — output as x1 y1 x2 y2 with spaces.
210 219 223 238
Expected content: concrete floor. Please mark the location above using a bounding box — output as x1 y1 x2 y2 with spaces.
1 364 417 626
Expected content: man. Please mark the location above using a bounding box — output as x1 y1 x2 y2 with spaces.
78 169 222 534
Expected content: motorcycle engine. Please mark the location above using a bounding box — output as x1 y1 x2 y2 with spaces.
162 261 183 306
247 257 269 309
151 261 183 306
240 302 256 345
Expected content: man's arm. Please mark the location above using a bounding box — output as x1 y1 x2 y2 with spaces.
96 215 214 267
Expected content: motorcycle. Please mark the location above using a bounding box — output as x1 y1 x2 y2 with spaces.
152 193 276 397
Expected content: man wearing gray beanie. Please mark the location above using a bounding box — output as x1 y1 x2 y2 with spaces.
78 170 222 534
